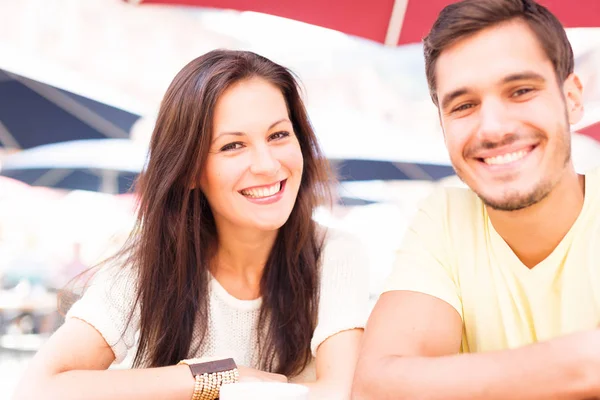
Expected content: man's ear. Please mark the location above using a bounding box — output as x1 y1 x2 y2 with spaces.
563 73 584 125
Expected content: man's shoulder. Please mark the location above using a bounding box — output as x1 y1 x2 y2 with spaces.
404 184 488 250
585 166 600 192
420 184 485 222
582 167 600 226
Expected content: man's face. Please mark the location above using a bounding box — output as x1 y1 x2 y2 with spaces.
435 19 583 211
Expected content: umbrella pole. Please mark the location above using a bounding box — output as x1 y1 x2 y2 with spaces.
32 168 72 187
101 170 118 194
0 120 20 149
385 0 408 46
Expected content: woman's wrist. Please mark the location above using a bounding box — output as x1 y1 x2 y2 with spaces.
178 357 239 400
237 366 288 383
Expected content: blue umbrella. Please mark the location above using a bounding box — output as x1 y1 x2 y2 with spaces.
309 109 455 182
0 139 148 194
0 68 140 149
332 159 454 181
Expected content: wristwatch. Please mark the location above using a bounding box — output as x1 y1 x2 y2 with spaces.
178 357 239 400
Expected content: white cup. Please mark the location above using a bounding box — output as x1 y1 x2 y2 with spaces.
219 382 309 400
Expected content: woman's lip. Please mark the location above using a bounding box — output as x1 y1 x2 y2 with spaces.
239 179 285 192
241 179 287 205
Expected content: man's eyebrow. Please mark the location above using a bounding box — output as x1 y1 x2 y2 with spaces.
501 71 546 84
440 88 469 111
439 72 546 110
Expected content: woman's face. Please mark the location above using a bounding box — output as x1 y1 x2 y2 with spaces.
199 77 304 233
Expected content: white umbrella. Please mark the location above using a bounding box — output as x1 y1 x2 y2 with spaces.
0 139 148 194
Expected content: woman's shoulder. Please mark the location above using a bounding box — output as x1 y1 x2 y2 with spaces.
311 225 370 354
88 256 138 289
318 225 365 254
316 225 369 275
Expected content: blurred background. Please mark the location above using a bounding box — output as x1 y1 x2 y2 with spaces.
1 0 599 395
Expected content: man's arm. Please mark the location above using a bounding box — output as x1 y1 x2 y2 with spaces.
351 291 599 400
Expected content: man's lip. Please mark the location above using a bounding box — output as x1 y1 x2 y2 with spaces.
238 179 286 192
472 144 537 160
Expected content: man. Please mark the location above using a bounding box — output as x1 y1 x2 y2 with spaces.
352 0 600 398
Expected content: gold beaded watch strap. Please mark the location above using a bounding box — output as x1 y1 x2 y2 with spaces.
178 358 239 400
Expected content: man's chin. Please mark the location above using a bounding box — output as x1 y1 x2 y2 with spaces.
478 186 551 212
482 197 537 212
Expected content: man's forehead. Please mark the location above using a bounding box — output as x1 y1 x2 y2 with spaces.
435 19 554 94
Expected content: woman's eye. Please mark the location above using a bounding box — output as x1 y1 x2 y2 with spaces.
269 131 290 141
220 142 244 152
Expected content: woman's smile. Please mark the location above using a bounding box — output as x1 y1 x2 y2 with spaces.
239 179 287 205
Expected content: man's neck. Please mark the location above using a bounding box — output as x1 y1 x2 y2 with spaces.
486 169 585 268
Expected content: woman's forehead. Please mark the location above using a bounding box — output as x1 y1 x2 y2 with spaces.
212 78 289 136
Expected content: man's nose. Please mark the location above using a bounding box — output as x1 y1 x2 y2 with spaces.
476 98 512 143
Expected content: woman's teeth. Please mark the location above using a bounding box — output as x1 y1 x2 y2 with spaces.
483 150 528 165
241 182 281 198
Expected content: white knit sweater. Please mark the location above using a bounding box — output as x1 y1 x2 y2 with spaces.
66 229 370 381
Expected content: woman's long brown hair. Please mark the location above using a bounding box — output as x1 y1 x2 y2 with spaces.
92 50 332 376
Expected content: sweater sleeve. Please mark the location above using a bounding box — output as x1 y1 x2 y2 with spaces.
310 229 370 356
65 263 140 364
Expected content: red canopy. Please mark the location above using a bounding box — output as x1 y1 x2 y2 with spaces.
128 0 600 45
578 121 600 142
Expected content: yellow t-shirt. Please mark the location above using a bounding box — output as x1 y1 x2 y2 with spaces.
384 167 600 353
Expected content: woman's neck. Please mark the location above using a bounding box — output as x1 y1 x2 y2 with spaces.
211 224 278 293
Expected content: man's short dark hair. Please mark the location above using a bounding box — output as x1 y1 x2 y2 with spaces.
424 0 574 106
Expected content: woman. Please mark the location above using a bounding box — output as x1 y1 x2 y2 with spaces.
13 50 369 400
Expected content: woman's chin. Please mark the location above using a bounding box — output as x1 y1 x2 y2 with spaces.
240 208 295 232
251 220 288 232
240 213 291 232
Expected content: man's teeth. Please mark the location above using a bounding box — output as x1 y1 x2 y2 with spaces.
483 150 528 165
241 182 281 198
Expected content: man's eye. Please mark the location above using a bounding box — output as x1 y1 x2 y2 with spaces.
452 103 474 113
512 88 533 97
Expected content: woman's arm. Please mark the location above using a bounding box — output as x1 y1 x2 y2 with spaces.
301 328 363 400
297 229 369 399
12 318 196 400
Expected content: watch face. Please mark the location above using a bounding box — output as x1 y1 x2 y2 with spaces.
189 358 237 376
